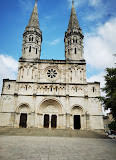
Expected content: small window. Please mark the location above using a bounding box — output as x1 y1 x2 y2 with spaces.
29 36 33 42
68 39 71 45
73 37 77 43
26 85 28 91
36 48 37 54
56 87 58 92
68 49 70 55
45 86 47 91
75 48 76 54
24 48 25 53
93 87 95 92
75 87 77 92
50 87 52 92
8 84 10 90
29 46 31 52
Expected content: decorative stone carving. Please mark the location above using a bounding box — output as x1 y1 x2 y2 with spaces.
47 69 57 78
43 105 58 113
3 96 11 101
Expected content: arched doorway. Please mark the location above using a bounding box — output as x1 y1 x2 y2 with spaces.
19 113 27 128
39 99 62 129
51 115 57 128
44 114 57 128
16 104 31 128
71 106 83 130
44 114 49 128
74 115 81 129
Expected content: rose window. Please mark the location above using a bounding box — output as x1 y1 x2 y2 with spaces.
47 69 57 78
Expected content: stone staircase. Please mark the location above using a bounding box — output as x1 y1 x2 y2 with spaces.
0 128 108 139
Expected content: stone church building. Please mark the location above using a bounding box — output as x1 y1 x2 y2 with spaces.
0 0 104 130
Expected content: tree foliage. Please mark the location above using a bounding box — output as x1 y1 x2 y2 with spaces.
102 68 116 119
108 120 116 130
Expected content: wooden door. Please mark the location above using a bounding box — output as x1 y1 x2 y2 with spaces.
51 115 57 128
19 113 27 128
74 115 81 129
44 114 49 128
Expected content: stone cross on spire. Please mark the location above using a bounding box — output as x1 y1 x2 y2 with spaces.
72 0 74 6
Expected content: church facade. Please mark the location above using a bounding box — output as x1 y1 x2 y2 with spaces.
0 1 104 130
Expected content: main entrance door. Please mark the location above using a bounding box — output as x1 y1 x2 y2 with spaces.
51 115 57 128
74 115 81 129
44 114 57 128
44 114 49 128
19 113 27 128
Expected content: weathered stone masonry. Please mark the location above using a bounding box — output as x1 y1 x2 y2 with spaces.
0 0 104 130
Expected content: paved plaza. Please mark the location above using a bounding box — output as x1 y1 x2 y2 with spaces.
0 136 116 160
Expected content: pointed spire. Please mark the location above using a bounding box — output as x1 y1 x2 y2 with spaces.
28 0 39 28
68 0 79 30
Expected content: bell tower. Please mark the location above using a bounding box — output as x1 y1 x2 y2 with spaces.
64 0 84 61
22 0 42 60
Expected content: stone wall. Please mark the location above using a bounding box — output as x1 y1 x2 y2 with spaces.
0 61 104 130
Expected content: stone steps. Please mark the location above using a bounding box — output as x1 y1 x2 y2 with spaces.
0 128 108 139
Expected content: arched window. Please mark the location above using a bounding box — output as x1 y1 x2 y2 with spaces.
29 36 33 42
45 86 47 91
8 84 10 90
75 48 77 54
56 87 58 92
68 39 71 45
68 49 70 55
36 48 37 54
73 37 77 43
29 46 31 52
24 48 25 53
26 85 28 91
93 87 95 92
75 87 77 92
50 87 52 92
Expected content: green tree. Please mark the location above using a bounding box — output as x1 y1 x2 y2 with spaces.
102 68 116 119
108 121 116 130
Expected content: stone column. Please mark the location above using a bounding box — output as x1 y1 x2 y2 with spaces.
70 114 73 129
14 113 20 128
37 113 43 128
33 93 36 127
14 94 18 128
49 114 51 129
58 114 64 129
66 113 70 128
